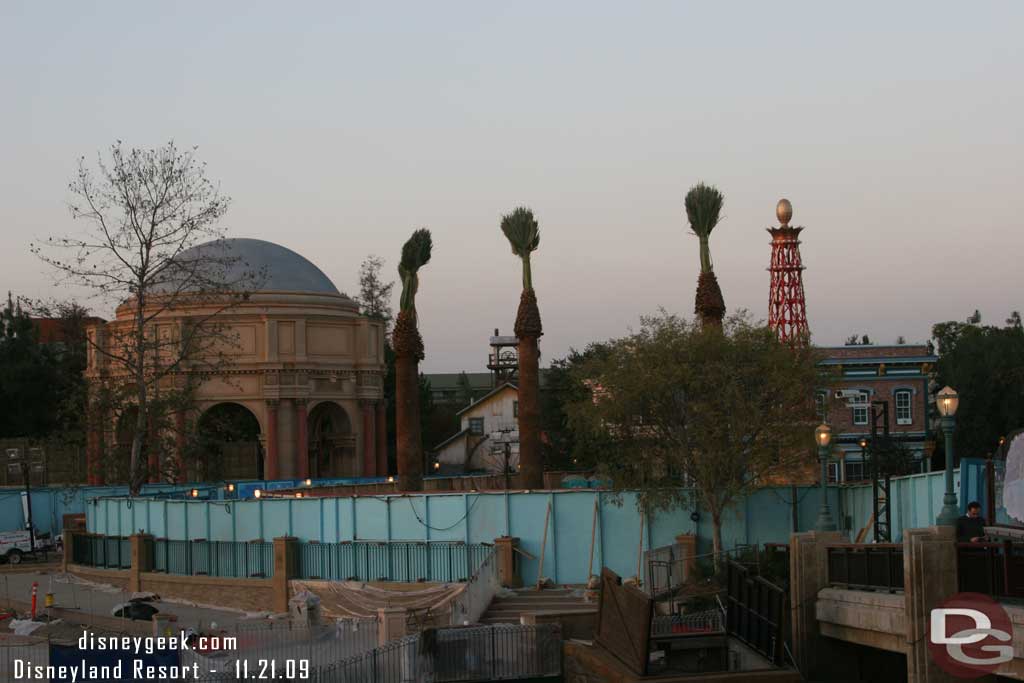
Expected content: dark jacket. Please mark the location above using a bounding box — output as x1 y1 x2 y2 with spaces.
956 515 986 543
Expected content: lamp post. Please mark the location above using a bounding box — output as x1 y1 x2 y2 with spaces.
935 386 960 526
814 423 837 532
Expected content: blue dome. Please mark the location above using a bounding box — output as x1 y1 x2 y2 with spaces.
152 238 340 295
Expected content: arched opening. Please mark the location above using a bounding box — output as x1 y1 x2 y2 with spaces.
193 403 262 481
308 402 356 478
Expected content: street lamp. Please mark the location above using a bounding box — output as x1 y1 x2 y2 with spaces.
936 386 960 526
814 424 837 532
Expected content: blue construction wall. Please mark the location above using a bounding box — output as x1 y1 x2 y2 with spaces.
85 486 843 584
838 468 962 542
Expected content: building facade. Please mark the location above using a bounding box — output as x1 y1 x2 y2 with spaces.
84 238 387 484
432 383 520 474
817 344 938 482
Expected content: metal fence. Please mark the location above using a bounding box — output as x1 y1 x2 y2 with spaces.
183 617 379 675
194 623 562 682
151 539 274 578
0 636 48 680
725 560 786 666
958 541 1024 599
825 544 904 592
296 541 493 583
71 534 132 569
651 608 724 637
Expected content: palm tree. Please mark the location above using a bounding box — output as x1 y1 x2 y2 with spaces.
393 229 432 492
685 183 726 327
501 207 543 489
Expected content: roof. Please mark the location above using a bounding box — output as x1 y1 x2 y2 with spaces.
818 356 938 366
424 373 494 391
432 428 470 452
456 382 518 417
151 238 342 295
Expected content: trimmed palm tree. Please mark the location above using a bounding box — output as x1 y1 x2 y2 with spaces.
685 183 726 327
393 228 432 492
501 207 544 489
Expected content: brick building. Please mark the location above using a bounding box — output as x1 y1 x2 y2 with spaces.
816 344 938 482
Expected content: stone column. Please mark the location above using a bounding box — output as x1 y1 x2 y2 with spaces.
266 400 280 481
904 525 958 683
361 401 376 477
494 536 522 588
675 533 697 582
174 411 186 484
789 529 852 679
376 401 388 476
128 533 153 593
295 399 309 481
272 536 297 614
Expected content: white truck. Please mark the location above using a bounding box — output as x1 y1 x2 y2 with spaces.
0 529 57 565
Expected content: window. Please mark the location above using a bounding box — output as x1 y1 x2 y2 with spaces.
844 461 866 482
513 401 518 418
895 390 912 425
815 392 828 422
468 417 485 435
850 391 869 426
827 462 840 484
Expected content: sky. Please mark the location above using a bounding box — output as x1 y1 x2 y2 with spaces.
2 2 1022 372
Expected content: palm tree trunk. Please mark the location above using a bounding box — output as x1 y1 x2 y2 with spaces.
518 335 542 489
514 288 543 490
393 309 424 492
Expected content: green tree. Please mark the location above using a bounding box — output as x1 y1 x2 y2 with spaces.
566 312 820 559
354 255 395 335
501 207 543 489
540 344 611 470
932 311 1024 459
0 294 63 440
393 229 432 491
685 183 726 328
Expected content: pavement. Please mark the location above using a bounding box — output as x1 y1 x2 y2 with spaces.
0 565 247 632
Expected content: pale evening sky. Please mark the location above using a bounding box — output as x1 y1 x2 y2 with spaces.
2 2 1022 371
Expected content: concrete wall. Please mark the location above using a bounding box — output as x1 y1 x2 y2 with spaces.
86 487 844 585
839 468 960 541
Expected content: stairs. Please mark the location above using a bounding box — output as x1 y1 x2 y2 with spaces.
478 587 594 625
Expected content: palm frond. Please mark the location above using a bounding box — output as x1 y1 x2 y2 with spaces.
684 183 724 238
500 207 540 257
398 228 432 314
684 183 724 273
400 228 433 274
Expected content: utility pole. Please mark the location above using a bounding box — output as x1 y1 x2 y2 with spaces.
21 459 36 554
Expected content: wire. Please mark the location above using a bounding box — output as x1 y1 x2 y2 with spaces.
404 495 483 532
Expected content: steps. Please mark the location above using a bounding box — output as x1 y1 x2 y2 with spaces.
478 587 595 625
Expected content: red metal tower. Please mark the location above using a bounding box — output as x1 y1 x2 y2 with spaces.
767 198 810 344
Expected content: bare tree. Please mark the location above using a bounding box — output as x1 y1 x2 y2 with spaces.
33 141 260 493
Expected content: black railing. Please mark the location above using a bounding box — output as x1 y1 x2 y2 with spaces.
823 544 905 593
296 541 493 583
149 538 274 578
725 560 786 665
958 541 1024 599
826 544 904 592
71 534 131 569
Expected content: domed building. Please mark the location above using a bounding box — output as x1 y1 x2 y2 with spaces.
84 238 387 484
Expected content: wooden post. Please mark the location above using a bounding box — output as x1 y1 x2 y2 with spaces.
587 497 599 580
535 501 551 590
